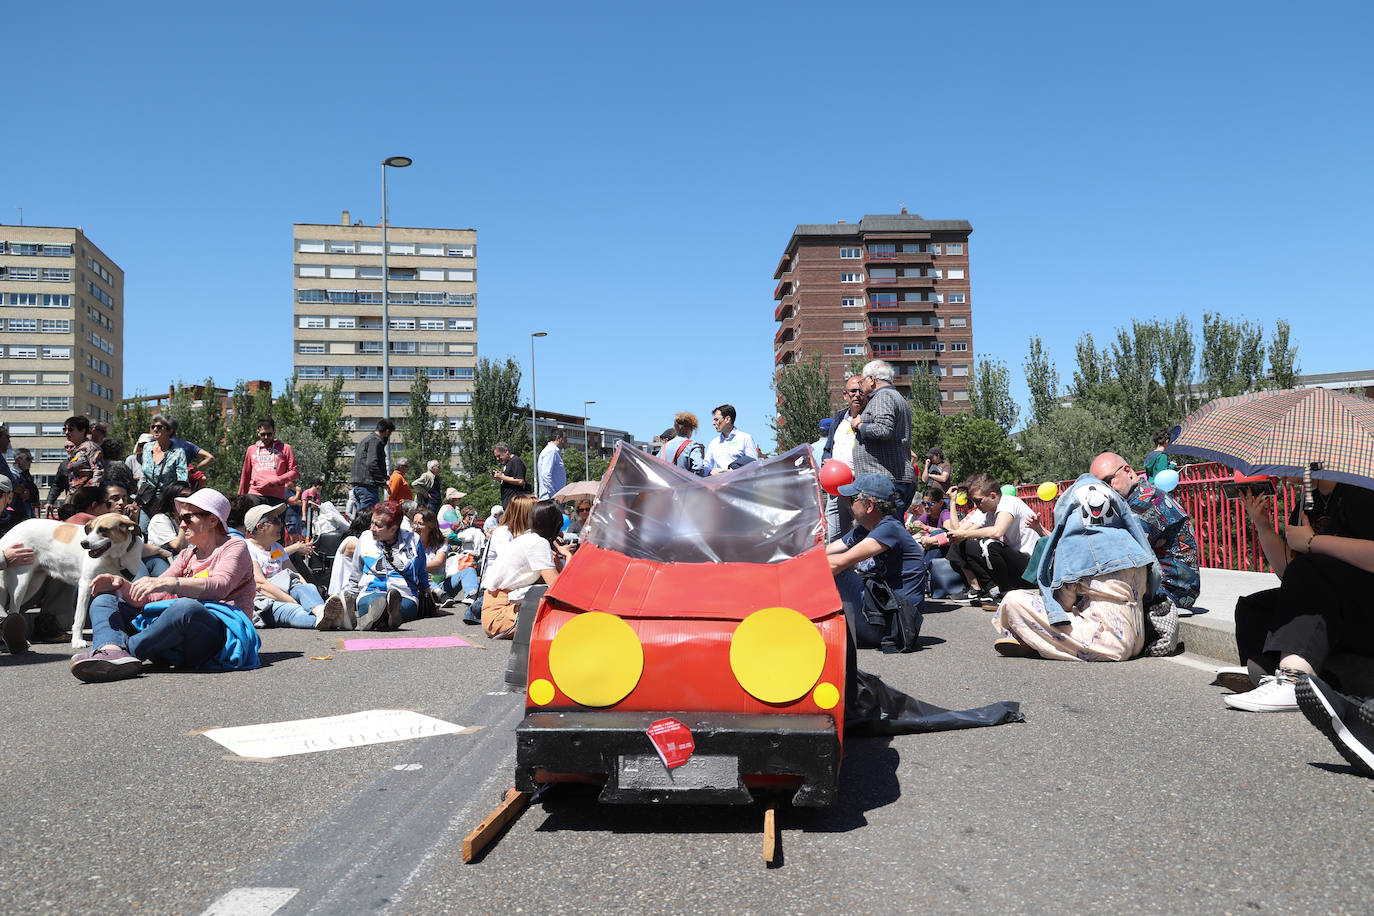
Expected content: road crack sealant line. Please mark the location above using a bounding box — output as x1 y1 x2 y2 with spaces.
200 683 528 916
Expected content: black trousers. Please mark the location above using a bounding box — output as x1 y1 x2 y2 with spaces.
1234 554 1374 672
950 538 1028 593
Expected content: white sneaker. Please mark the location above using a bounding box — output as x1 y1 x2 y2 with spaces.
1224 671 1300 712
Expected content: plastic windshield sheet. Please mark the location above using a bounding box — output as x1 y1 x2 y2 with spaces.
583 443 825 565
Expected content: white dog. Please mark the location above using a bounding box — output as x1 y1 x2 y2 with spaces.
0 513 145 649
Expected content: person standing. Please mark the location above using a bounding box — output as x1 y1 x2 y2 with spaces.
388 457 414 502
1143 429 1175 483
659 413 707 476
51 416 106 506
350 419 394 515
537 429 568 499
704 405 760 475
412 460 443 513
491 442 530 508
237 417 299 508
848 361 915 513
821 376 868 541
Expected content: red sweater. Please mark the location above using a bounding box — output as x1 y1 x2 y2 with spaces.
239 438 299 500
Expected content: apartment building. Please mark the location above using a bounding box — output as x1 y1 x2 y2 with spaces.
292 212 477 454
0 226 122 489
773 212 974 413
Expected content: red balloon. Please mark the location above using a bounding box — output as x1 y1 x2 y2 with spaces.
819 459 854 496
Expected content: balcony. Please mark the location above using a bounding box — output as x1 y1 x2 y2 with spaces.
775 324 795 346
867 274 935 290
865 249 934 265
774 299 795 321
868 324 938 338
773 277 793 300
774 252 793 280
865 299 936 313
775 346 796 366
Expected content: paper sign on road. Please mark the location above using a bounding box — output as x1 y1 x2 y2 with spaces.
202 709 470 759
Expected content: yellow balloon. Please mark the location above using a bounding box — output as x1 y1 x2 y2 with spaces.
955 491 969 506
1037 482 1059 502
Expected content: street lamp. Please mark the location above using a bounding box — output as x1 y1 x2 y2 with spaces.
582 400 596 481
380 155 412 457
530 331 547 496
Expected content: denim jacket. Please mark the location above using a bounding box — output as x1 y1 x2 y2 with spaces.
1037 474 1159 626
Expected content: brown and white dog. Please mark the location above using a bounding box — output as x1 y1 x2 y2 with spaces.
0 513 145 649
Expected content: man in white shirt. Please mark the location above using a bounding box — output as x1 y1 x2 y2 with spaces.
703 404 760 475
947 472 1043 607
537 429 567 499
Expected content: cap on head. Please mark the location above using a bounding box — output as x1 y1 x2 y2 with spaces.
838 473 900 502
244 502 286 532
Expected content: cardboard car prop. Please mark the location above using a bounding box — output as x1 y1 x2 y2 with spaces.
515 443 845 806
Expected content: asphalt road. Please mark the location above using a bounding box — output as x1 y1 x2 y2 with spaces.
3 601 1371 915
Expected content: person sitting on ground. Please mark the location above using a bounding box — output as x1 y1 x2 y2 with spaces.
471 494 536 626
826 473 927 653
1092 452 1200 615
1143 429 1175 483
483 504 503 535
908 487 951 539
0 477 37 655
946 472 1041 607
70 488 260 683
991 474 1158 662
480 498 571 639
327 509 372 597
245 502 346 631
144 483 190 576
65 486 115 525
412 506 474 606
658 412 707 476
457 505 486 554
339 500 425 631
1224 473 1374 712
566 499 592 540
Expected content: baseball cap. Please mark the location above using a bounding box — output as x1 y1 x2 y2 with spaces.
838 473 900 502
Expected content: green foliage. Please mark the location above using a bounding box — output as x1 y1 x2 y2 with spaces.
401 373 455 473
770 353 834 452
272 375 351 497
908 370 942 415
846 355 868 378
1023 336 1060 426
218 382 274 493
1266 319 1300 390
277 424 326 488
1071 332 1107 399
942 414 1023 486
457 357 528 474
908 409 945 466
1200 312 1265 399
110 397 151 463
1017 401 1133 483
1153 315 1197 417
969 358 1019 434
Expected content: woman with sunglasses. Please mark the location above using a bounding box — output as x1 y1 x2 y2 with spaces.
139 415 188 517
50 416 106 506
337 500 425 631
71 488 259 683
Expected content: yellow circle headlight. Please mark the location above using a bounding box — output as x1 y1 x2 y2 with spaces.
528 678 555 706
729 606 826 704
548 612 644 707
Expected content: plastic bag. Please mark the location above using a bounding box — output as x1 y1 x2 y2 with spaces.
312 501 349 537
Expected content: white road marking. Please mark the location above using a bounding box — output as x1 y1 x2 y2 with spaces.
1164 653 1225 674
393 763 424 771
201 887 298 916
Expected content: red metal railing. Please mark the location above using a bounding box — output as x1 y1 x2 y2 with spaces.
1012 461 1297 573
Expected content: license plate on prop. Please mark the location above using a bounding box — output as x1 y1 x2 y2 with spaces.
617 754 740 791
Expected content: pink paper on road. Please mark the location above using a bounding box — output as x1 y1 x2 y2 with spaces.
343 636 473 651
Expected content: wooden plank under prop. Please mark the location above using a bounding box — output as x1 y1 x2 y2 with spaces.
763 800 779 867
462 788 531 863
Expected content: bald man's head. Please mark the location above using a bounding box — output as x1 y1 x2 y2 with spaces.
1092 452 1135 496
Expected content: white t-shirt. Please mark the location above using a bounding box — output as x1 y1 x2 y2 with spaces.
482 531 555 600
247 539 293 590
830 419 858 467
483 526 513 580
996 494 1040 556
147 513 179 549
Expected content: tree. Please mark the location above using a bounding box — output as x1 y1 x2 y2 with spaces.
163 379 234 492
401 373 455 472
908 409 945 467
1023 336 1060 427
846 355 868 379
219 382 274 493
1200 312 1265 399
110 396 152 464
1153 315 1197 420
273 375 351 497
1071 332 1109 400
1266 319 1300 390
457 357 528 474
276 424 326 489
770 353 834 452
942 414 1022 486
969 358 1019 434
1017 401 1134 483
908 368 941 415
1107 321 1161 446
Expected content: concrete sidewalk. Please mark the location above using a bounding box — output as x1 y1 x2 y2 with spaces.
1179 567 1278 665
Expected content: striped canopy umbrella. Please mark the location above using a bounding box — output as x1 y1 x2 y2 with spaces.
1169 387 1374 490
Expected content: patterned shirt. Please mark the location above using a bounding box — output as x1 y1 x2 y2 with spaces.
852 384 913 485
1127 481 1200 609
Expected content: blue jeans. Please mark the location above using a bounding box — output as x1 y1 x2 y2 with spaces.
89 593 226 668
144 556 171 578
352 486 380 514
444 567 480 599
260 583 324 629
358 591 419 624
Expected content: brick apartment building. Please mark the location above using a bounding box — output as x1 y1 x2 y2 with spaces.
773 212 974 413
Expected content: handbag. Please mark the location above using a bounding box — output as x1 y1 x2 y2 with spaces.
861 575 923 654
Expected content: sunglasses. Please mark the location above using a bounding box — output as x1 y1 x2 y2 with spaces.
178 510 210 525
151 424 168 431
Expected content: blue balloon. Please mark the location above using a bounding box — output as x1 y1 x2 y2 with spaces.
1154 468 1180 493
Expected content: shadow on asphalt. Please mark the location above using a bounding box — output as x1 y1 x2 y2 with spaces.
1308 761 1373 779
1 650 73 667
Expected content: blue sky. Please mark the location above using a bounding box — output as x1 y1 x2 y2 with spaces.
7 1 1372 451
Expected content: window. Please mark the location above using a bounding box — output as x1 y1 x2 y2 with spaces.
391 366 416 378
41 423 64 435
425 366 445 378
418 342 446 355
298 265 326 278
5 423 35 435
947 269 965 280
328 241 356 254
328 266 356 279
297 289 327 303
298 240 326 253
841 296 863 308
449 293 475 307
3 395 36 408
42 294 71 308
8 294 37 307
840 272 863 283
418 318 444 331
359 240 383 255
42 372 71 384
8 346 36 359
952 342 969 352
446 245 472 257
448 318 474 331
357 291 382 304
952 389 969 401
388 242 415 255
357 367 383 379
842 345 864 356
934 342 946 352
948 316 967 327
452 367 474 380
945 243 964 255
448 269 475 282
387 291 415 304
389 318 415 330
39 396 70 409
87 283 114 307
842 320 864 331
328 366 355 379
947 293 966 304
39 448 67 461
42 346 72 359
358 266 383 279
929 269 942 279
929 244 942 255
358 342 383 354
6 267 40 280
450 392 472 405
298 366 326 379
449 343 474 355
297 343 326 354
40 319 70 333
418 268 446 281
840 247 862 259
417 293 445 306
298 315 325 329
41 269 72 282
428 391 446 404
328 316 356 329
328 290 356 303
418 243 444 257
6 373 36 384
357 393 383 406
86 258 113 284
390 342 416 354
952 365 969 377
6 317 38 332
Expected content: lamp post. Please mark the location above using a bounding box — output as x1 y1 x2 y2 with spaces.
582 400 596 481
380 155 412 457
530 331 547 496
